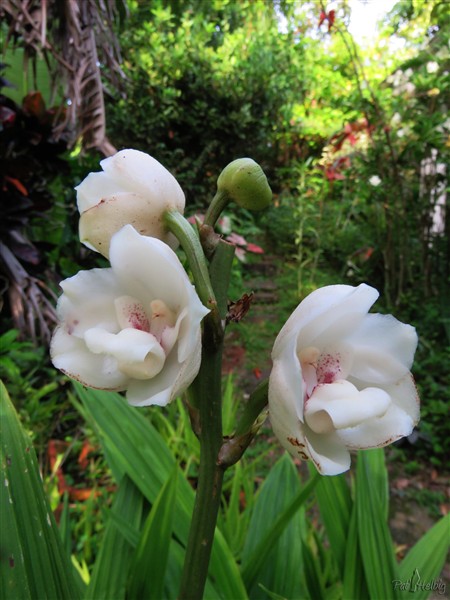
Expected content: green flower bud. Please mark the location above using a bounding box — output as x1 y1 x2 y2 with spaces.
217 158 272 211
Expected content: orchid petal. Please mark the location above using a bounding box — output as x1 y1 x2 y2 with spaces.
109 226 209 360
100 149 185 211
51 225 208 407
346 313 418 385
304 380 391 434
75 172 126 213
273 284 378 357
302 427 351 475
84 328 165 379
51 327 128 390
75 149 185 257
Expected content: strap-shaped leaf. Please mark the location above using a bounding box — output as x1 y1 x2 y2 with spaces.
342 505 369 599
86 475 145 599
314 471 352 575
127 468 178 600
396 513 450 600
0 380 82 600
356 450 398 600
73 383 247 600
241 454 306 598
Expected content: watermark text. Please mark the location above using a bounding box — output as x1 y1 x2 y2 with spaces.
392 569 447 595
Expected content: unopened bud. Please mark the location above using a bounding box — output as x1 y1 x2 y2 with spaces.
217 158 272 211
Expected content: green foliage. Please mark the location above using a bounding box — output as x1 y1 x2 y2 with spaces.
127 468 178 600
5 377 449 600
0 331 68 452
241 457 318 599
73 383 248 599
0 381 83 600
106 1 305 205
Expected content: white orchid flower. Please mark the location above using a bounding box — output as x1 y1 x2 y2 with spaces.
269 284 420 475
51 225 209 407
76 149 185 258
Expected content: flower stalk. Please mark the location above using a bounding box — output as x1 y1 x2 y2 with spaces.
178 226 236 599
178 319 225 600
163 210 218 314
204 189 231 228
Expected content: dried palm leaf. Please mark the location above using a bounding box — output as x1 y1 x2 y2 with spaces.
1 0 126 156
0 241 57 343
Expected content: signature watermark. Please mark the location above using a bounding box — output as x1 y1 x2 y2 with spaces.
392 568 447 595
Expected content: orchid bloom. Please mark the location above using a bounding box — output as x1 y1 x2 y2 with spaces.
51 225 209 407
76 149 185 258
269 284 420 475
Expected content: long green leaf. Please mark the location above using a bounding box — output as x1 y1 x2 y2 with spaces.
302 539 325 600
241 454 307 599
0 380 82 600
127 468 178 600
396 513 450 600
86 474 145 600
314 470 352 576
363 447 389 520
241 457 319 594
356 450 398 600
342 505 369 600
73 384 247 600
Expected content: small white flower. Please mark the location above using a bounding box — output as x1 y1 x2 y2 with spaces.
268 284 419 475
51 225 209 407
426 61 439 74
76 149 185 258
390 113 402 127
369 175 381 187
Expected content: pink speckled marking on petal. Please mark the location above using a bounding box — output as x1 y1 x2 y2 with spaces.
316 352 343 385
115 296 150 332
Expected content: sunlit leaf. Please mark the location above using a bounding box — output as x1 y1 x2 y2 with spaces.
86 474 145 600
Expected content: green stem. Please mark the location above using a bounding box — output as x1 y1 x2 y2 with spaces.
218 379 269 468
203 189 231 228
178 221 236 598
235 379 268 437
163 210 217 311
178 314 225 600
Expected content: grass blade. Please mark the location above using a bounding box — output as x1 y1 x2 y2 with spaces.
314 470 352 576
342 505 369 599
